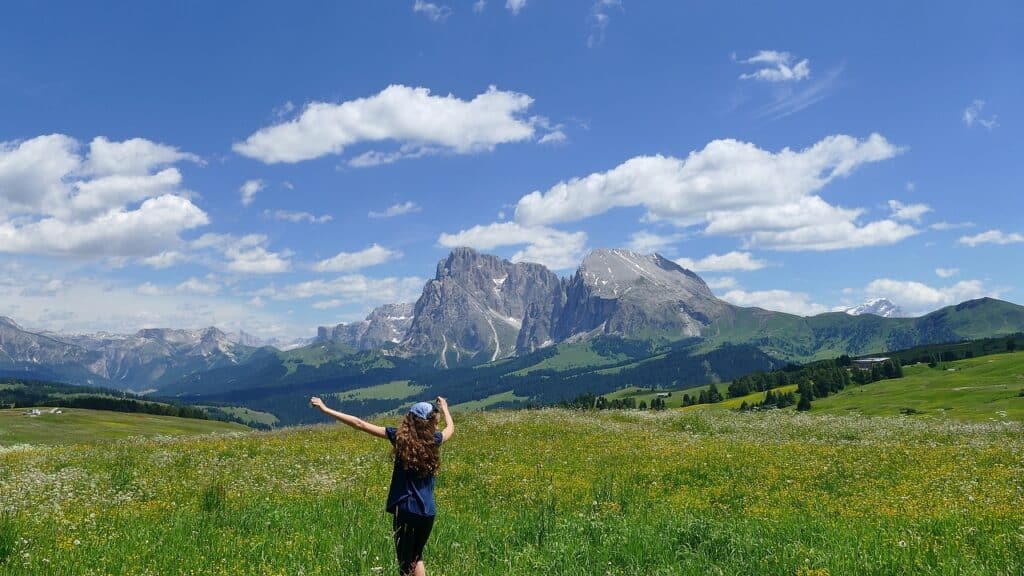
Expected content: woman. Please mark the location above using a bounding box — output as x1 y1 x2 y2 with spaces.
310 395 454 576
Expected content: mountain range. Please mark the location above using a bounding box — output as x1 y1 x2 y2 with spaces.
2 248 1024 402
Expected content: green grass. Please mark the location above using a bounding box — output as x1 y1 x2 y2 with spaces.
509 341 630 375
0 408 247 446
811 352 1024 421
450 390 528 411
332 380 425 401
0 409 1020 575
203 405 280 426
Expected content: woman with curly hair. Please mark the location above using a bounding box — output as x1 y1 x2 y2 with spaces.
310 395 454 576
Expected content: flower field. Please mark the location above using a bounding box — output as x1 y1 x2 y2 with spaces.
1 409 1021 575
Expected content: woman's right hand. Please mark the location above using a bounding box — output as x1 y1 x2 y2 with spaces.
310 396 325 410
435 396 449 411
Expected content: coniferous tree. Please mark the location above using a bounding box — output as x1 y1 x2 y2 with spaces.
797 393 812 411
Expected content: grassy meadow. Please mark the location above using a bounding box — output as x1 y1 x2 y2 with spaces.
0 408 247 447
1 409 1021 575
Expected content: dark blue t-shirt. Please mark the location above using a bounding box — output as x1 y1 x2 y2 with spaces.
384 427 444 516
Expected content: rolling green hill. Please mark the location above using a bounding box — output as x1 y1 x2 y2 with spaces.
707 298 1024 362
0 407 247 446
809 352 1024 421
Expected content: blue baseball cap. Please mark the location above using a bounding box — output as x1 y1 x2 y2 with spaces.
409 401 435 420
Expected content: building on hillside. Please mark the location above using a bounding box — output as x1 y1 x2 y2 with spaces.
852 357 890 370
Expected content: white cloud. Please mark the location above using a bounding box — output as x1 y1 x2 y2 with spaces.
587 0 622 48
704 276 739 291
721 288 829 316
753 64 843 121
738 50 810 82
505 0 526 14
140 250 189 269
963 99 998 130
235 85 542 165
538 130 567 145
192 233 292 274
675 251 767 272
935 267 959 278
312 299 345 310
438 221 587 270
135 282 164 296
177 276 221 296
864 278 999 314
625 230 684 254
959 229 1024 247
314 244 402 273
0 268 306 339
888 199 931 223
239 179 264 206
262 275 425 305
0 134 208 258
264 209 333 224
473 0 486 13
514 133 913 251
930 221 974 231
413 0 451 22
368 201 422 219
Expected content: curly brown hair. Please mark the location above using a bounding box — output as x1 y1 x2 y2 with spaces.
393 411 440 477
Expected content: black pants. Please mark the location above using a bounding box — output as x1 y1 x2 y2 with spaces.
391 509 435 575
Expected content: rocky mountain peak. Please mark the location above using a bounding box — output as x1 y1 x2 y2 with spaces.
0 316 23 330
844 298 905 318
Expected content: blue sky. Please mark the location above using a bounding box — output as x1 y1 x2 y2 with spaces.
1 1 1021 339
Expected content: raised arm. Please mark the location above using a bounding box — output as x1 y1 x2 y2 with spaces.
310 397 388 439
437 396 455 442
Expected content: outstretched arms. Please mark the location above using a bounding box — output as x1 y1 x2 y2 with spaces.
437 396 455 443
310 396 388 439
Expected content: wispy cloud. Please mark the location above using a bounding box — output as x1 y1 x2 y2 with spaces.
413 0 452 22
754 64 843 121
368 201 422 219
587 1 622 48
263 209 333 224
959 229 1023 247
963 99 998 130
737 50 810 82
239 179 264 206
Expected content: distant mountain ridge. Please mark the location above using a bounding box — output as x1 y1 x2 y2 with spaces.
3 248 1024 395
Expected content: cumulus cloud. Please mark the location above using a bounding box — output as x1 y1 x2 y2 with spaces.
864 278 999 314
234 85 551 165
935 267 959 278
191 233 292 274
963 99 998 130
514 133 913 251
0 134 208 259
412 0 451 22
738 50 810 82
438 221 587 270
314 244 401 273
368 201 422 219
888 199 931 223
675 251 767 272
239 179 264 206
721 288 829 316
959 229 1024 247
264 209 333 224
